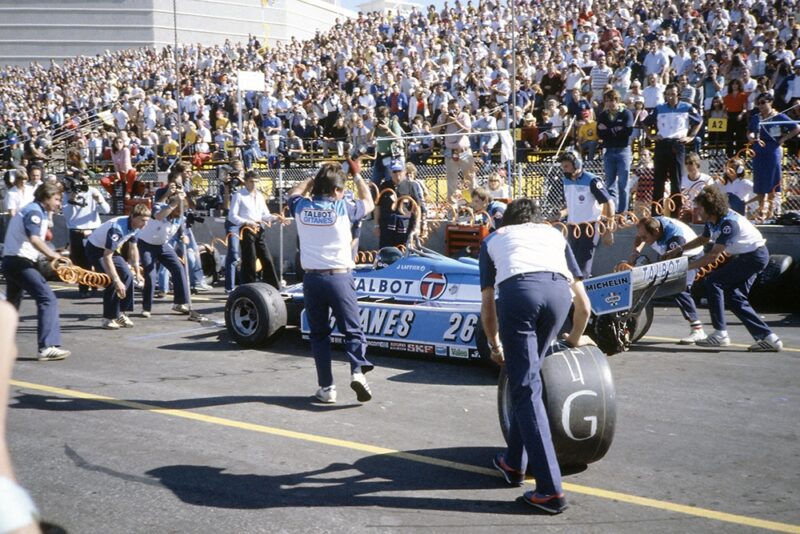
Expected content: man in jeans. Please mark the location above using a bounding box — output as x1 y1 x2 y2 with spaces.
597 90 633 213
435 100 475 201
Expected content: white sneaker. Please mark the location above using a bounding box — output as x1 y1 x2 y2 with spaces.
193 283 213 293
748 336 783 352
679 329 706 345
314 385 337 403
350 372 372 402
116 314 135 328
172 304 190 314
103 318 121 330
696 331 731 347
141 310 151 318
38 346 70 361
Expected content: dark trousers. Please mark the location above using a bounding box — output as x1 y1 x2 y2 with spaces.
1 256 62 349
303 272 372 388
138 240 188 312
568 228 600 279
224 221 240 292
653 139 685 215
240 228 279 288
497 272 572 496
706 246 772 340
69 229 92 294
86 242 134 320
674 289 700 323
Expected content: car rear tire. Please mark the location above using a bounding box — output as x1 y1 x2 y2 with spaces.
497 342 616 468
225 283 287 346
751 254 793 311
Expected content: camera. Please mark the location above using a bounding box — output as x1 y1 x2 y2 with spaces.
62 170 90 206
184 210 205 228
225 170 243 192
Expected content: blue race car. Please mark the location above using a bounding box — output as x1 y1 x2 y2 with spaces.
223 245 689 358
225 246 489 360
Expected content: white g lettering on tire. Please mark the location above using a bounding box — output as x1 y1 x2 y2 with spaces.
561 389 598 441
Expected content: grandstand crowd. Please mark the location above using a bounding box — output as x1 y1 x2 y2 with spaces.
1 0 800 217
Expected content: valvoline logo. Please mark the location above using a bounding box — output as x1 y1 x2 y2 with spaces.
419 272 447 300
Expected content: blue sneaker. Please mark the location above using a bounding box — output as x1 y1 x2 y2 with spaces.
522 491 568 514
492 453 524 486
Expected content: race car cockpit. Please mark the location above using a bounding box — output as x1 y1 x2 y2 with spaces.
373 246 404 270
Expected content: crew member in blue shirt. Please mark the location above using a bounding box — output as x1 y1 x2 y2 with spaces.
136 185 190 318
1 182 71 361
288 161 375 404
85 203 150 330
480 198 592 514
630 216 706 344
667 185 782 351
374 160 427 248
63 176 110 298
559 151 615 278
470 186 506 231
645 83 702 215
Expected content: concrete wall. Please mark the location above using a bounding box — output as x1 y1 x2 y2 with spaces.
0 0 354 66
186 217 800 278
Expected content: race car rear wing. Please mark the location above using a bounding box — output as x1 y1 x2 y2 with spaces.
584 257 689 316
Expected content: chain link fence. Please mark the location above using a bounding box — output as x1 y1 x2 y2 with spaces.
26 143 799 220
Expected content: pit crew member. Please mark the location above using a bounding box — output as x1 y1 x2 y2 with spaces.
288 162 375 404
480 197 592 514
0 182 71 361
85 203 150 329
629 216 706 344
374 160 427 248
559 151 615 278
667 185 782 351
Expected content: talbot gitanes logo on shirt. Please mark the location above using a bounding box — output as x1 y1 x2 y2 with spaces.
300 208 336 226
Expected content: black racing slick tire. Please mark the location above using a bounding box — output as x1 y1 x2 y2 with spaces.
497 342 616 468
225 283 287 347
632 303 654 343
750 255 793 311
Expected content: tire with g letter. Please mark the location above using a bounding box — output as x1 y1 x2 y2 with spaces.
497 342 616 468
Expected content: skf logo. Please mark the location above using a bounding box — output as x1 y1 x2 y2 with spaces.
419 272 447 300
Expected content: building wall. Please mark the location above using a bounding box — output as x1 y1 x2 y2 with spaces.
0 0 354 67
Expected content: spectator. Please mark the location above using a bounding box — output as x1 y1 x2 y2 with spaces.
597 89 634 212
3 168 33 217
722 79 750 156
681 152 714 214
435 99 475 201
747 92 800 220
371 106 403 186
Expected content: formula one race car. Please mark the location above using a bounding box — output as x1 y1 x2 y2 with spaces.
224 246 690 360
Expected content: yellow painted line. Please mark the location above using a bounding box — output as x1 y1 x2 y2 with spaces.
643 335 800 353
9 379 800 533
